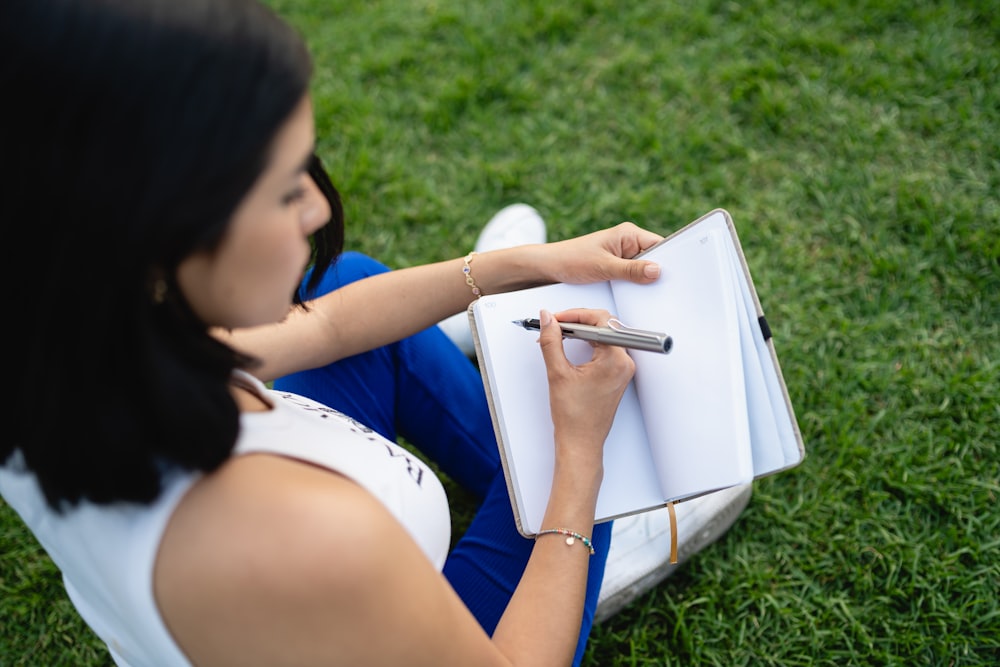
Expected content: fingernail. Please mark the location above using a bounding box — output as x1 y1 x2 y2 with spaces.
539 309 552 327
643 263 660 279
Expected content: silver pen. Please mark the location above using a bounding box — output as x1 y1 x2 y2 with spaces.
512 317 672 354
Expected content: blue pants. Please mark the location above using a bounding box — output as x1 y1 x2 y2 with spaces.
274 252 611 666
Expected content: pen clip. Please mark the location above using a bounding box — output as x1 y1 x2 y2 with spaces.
607 318 664 338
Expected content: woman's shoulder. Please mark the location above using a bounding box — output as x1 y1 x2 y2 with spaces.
156 453 389 586
154 453 458 664
234 383 453 569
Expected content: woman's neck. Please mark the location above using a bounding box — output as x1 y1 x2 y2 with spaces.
228 375 272 413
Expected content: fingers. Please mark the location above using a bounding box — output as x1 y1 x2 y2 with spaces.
537 308 635 371
537 308 615 376
615 221 665 256
536 309 569 372
547 307 613 326
605 256 661 284
538 307 636 449
603 222 662 284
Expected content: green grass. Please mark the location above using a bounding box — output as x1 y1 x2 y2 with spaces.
2 0 997 664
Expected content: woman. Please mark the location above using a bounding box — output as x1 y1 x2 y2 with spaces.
1 0 666 665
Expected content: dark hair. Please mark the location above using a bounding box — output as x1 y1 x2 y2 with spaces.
1 0 344 509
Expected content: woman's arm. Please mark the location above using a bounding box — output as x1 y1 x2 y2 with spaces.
161 309 633 667
220 222 663 382
491 307 635 664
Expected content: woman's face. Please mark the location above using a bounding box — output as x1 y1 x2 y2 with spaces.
176 95 330 330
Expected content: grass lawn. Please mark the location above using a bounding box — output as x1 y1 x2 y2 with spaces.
2 0 997 664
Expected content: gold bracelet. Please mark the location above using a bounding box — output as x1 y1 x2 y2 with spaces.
462 251 482 297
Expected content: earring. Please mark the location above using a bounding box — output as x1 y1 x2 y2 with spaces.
151 278 168 304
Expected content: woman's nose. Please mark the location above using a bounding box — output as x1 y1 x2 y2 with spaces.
300 176 331 234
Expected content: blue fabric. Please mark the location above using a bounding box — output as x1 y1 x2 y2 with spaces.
274 252 610 666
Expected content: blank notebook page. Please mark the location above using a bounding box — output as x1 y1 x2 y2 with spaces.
610 224 755 499
472 281 667 534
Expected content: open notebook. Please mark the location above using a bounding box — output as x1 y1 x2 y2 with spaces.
468 209 805 537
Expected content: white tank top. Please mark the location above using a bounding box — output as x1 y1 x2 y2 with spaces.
0 372 451 667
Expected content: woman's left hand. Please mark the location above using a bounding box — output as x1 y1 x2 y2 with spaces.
542 221 664 286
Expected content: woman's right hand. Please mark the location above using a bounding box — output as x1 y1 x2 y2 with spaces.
536 308 636 470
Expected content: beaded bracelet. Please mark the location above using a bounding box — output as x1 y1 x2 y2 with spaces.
535 528 595 555
462 251 482 297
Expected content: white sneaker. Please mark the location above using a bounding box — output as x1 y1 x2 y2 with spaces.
595 483 753 622
438 204 547 356
472 203 547 254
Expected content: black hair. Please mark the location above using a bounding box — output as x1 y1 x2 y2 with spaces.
1 0 344 509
